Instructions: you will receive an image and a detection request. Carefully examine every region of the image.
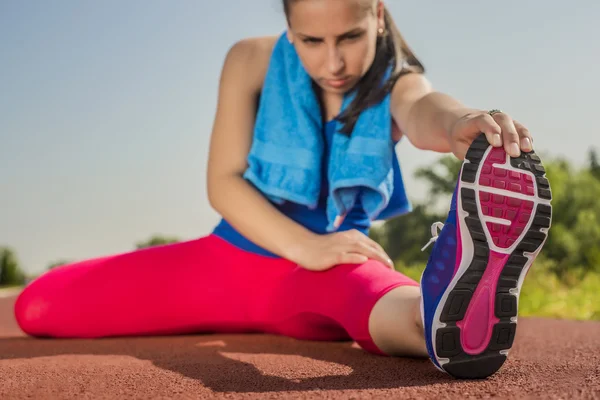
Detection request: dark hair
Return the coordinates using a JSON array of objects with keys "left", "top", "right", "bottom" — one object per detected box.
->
[{"left": 283, "top": 0, "right": 425, "bottom": 135}]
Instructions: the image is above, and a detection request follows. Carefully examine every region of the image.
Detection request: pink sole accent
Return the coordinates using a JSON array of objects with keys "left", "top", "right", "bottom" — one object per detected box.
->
[
  {"left": 479, "top": 194, "right": 534, "bottom": 248},
  {"left": 479, "top": 148, "right": 535, "bottom": 196},
  {"left": 478, "top": 147, "right": 536, "bottom": 249},
  {"left": 456, "top": 251, "right": 509, "bottom": 355}
]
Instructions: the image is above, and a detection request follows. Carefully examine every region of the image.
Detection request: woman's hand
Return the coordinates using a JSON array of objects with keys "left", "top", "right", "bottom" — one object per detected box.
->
[
  {"left": 290, "top": 229, "right": 395, "bottom": 272},
  {"left": 448, "top": 109, "right": 534, "bottom": 160}
]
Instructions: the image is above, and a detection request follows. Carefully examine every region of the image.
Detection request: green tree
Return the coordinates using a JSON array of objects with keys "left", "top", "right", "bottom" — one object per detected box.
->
[
  {"left": 372, "top": 204, "right": 445, "bottom": 265},
  {"left": 542, "top": 157, "right": 600, "bottom": 275},
  {"left": 47, "top": 260, "right": 73, "bottom": 270},
  {"left": 414, "top": 155, "right": 462, "bottom": 202},
  {"left": 0, "top": 247, "right": 26, "bottom": 286},
  {"left": 375, "top": 150, "right": 600, "bottom": 276},
  {"left": 135, "top": 235, "right": 181, "bottom": 249},
  {"left": 372, "top": 155, "right": 459, "bottom": 265},
  {"left": 371, "top": 155, "right": 459, "bottom": 265},
  {"left": 590, "top": 148, "right": 600, "bottom": 180}
]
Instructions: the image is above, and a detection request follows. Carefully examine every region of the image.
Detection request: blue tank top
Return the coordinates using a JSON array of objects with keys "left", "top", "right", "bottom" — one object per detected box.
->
[{"left": 211, "top": 119, "right": 409, "bottom": 258}]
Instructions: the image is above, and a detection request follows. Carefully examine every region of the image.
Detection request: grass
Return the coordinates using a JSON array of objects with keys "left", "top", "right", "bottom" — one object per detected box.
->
[
  {"left": 395, "top": 256, "right": 600, "bottom": 321},
  {"left": 0, "top": 284, "right": 24, "bottom": 290},
  {"left": 518, "top": 264, "right": 600, "bottom": 320}
]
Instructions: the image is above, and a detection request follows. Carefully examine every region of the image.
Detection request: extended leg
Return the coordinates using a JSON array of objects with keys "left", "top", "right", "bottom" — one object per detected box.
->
[{"left": 14, "top": 235, "right": 272, "bottom": 338}]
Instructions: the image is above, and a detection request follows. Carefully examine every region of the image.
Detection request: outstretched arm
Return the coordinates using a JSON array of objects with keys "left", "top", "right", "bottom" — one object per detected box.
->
[{"left": 390, "top": 73, "right": 534, "bottom": 160}]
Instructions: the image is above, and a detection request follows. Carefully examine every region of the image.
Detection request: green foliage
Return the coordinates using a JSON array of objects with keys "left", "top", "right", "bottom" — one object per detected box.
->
[
  {"left": 47, "top": 260, "right": 74, "bottom": 270},
  {"left": 517, "top": 256, "right": 600, "bottom": 320},
  {"left": 414, "top": 155, "right": 462, "bottom": 203},
  {"left": 373, "top": 204, "right": 444, "bottom": 265},
  {"left": 0, "top": 247, "right": 26, "bottom": 286},
  {"left": 394, "top": 258, "right": 600, "bottom": 321},
  {"left": 374, "top": 150, "right": 600, "bottom": 277},
  {"left": 135, "top": 235, "right": 181, "bottom": 249},
  {"left": 542, "top": 157, "right": 600, "bottom": 275},
  {"left": 372, "top": 154, "right": 460, "bottom": 265},
  {"left": 590, "top": 148, "right": 600, "bottom": 180},
  {"left": 373, "top": 146, "right": 600, "bottom": 321}
]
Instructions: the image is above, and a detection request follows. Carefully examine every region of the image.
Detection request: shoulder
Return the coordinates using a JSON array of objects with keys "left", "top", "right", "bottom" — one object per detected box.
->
[
  {"left": 389, "top": 71, "right": 432, "bottom": 140},
  {"left": 390, "top": 71, "right": 432, "bottom": 107},
  {"left": 225, "top": 36, "right": 278, "bottom": 65},
  {"left": 221, "top": 36, "right": 279, "bottom": 93}
]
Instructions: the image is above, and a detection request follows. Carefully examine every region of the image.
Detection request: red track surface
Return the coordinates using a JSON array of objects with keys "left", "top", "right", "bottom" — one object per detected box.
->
[{"left": 1, "top": 290, "right": 599, "bottom": 399}]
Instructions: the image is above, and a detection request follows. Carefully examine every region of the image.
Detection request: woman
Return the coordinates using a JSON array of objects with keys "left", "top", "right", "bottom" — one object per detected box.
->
[{"left": 14, "top": 0, "right": 551, "bottom": 380}]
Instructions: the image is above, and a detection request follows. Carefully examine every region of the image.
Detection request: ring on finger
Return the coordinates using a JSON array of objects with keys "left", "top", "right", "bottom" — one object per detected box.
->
[{"left": 488, "top": 109, "right": 503, "bottom": 116}]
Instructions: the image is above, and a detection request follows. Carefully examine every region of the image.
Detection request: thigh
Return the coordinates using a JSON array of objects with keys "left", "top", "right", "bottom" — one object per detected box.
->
[
  {"left": 15, "top": 235, "right": 264, "bottom": 337},
  {"left": 261, "top": 260, "right": 419, "bottom": 350}
]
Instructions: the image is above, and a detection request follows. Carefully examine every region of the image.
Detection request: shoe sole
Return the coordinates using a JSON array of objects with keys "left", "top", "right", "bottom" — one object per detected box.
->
[{"left": 430, "top": 134, "right": 552, "bottom": 379}]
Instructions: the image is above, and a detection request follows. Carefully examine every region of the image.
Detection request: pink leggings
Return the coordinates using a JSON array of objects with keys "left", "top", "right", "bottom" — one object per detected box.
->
[{"left": 14, "top": 234, "right": 418, "bottom": 355}]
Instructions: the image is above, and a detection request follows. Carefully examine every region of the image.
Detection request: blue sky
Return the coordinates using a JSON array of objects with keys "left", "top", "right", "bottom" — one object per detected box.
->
[{"left": 1, "top": 1, "right": 598, "bottom": 275}]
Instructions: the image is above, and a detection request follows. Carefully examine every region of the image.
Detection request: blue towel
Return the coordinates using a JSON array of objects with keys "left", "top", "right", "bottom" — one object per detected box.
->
[{"left": 243, "top": 32, "right": 410, "bottom": 232}]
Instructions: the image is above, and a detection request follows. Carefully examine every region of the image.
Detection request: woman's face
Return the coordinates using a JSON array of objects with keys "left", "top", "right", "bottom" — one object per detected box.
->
[{"left": 287, "top": 0, "right": 384, "bottom": 95}]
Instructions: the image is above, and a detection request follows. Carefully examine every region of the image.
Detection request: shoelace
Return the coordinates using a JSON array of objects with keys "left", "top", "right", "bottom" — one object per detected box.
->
[{"left": 421, "top": 222, "right": 445, "bottom": 251}]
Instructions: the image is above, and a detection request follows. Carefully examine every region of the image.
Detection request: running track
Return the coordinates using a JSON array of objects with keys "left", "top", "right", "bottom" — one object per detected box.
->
[{"left": 1, "top": 289, "right": 598, "bottom": 399}]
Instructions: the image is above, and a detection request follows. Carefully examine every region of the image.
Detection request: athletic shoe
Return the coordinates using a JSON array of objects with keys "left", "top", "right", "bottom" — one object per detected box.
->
[{"left": 419, "top": 134, "right": 552, "bottom": 379}]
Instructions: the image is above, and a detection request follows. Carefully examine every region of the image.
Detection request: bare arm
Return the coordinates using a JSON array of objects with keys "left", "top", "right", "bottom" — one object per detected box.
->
[
  {"left": 206, "top": 38, "right": 315, "bottom": 261},
  {"left": 390, "top": 73, "right": 476, "bottom": 153},
  {"left": 390, "top": 73, "right": 531, "bottom": 159}
]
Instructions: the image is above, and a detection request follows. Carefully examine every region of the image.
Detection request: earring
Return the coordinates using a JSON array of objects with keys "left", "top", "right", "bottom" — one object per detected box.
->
[{"left": 378, "top": 27, "right": 385, "bottom": 35}]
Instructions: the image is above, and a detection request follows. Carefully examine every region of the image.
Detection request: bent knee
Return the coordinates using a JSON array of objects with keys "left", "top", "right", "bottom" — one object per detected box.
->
[
  {"left": 13, "top": 257, "right": 105, "bottom": 337},
  {"left": 13, "top": 271, "right": 77, "bottom": 338},
  {"left": 14, "top": 282, "right": 56, "bottom": 337},
  {"left": 14, "top": 289, "right": 45, "bottom": 336}
]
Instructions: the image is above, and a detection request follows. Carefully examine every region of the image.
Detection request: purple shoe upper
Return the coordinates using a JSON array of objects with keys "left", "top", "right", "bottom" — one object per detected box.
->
[{"left": 421, "top": 185, "right": 461, "bottom": 368}]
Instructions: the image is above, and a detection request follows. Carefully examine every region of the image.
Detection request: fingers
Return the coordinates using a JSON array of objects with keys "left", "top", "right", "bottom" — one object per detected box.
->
[
  {"left": 367, "top": 239, "right": 395, "bottom": 268},
  {"left": 490, "top": 112, "right": 521, "bottom": 157},
  {"left": 349, "top": 236, "right": 394, "bottom": 268},
  {"left": 335, "top": 252, "right": 369, "bottom": 265},
  {"left": 355, "top": 231, "right": 394, "bottom": 268},
  {"left": 514, "top": 120, "right": 533, "bottom": 152},
  {"left": 475, "top": 114, "right": 502, "bottom": 148},
  {"left": 335, "top": 230, "right": 394, "bottom": 268},
  {"left": 470, "top": 112, "right": 535, "bottom": 157},
  {"left": 451, "top": 110, "right": 536, "bottom": 161}
]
